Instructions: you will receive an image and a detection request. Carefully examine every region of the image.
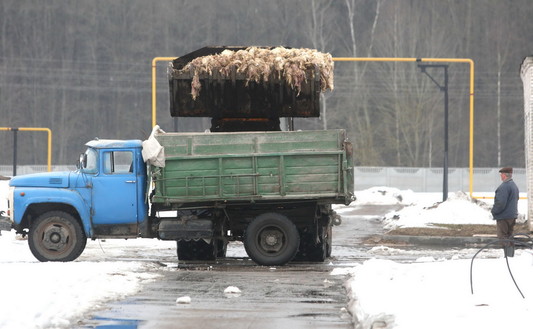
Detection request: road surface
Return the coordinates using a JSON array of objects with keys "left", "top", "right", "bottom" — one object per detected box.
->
[{"left": 77, "top": 204, "right": 410, "bottom": 329}]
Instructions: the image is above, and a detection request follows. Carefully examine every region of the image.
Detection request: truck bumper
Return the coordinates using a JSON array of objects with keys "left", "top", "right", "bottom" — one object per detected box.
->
[{"left": 0, "top": 213, "right": 13, "bottom": 234}]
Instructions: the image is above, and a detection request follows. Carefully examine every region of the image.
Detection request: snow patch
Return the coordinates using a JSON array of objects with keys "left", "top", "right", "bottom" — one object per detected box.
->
[
  {"left": 176, "top": 296, "right": 192, "bottom": 304},
  {"left": 381, "top": 190, "right": 524, "bottom": 230},
  {"left": 224, "top": 286, "right": 242, "bottom": 298},
  {"left": 346, "top": 255, "right": 533, "bottom": 329}
]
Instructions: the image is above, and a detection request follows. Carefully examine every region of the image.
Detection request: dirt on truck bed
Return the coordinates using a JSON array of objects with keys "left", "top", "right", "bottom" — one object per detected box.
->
[
  {"left": 168, "top": 46, "right": 335, "bottom": 122},
  {"left": 170, "top": 46, "right": 334, "bottom": 99}
]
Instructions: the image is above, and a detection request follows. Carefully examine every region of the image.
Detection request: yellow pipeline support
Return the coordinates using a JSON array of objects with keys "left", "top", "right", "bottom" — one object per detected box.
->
[
  {"left": 0, "top": 127, "right": 52, "bottom": 172},
  {"left": 333, "top": 57, "right": 475, "bottom": 197},
  {"left": 151, "top": 57, "right": 177, "bottom": 128},
  {"left": 151, "top": 56, "right": 476, "bottom": 196}
]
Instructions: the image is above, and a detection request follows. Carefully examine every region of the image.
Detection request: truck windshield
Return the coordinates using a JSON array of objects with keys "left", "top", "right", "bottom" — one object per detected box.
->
[{"left": 83, "top": 148, "right": 98, "bottom": 174}]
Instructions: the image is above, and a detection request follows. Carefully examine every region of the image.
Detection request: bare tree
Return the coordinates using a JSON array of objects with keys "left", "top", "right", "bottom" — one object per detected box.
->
[{"left": 0, "top": 0, "right": 530, "bottom": 169}]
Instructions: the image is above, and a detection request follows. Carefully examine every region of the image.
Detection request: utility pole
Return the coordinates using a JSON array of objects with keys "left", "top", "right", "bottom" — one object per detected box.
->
[
  {"left": 12, "top": 128, "right": 18, "bottom": 176},
  {"left": 418, "top": 64, "right": 449, "bottom": 201}
]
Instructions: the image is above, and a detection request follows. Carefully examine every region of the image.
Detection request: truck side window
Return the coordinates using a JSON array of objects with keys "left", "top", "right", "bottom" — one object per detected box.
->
[{"left": 103, "top": 151, "right": 134, "bottom": 174}]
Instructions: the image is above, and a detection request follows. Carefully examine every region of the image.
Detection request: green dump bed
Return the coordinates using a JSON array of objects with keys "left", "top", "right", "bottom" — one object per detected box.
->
[{"left": 151, "top": 130, "right": 354, "bottom": 205}]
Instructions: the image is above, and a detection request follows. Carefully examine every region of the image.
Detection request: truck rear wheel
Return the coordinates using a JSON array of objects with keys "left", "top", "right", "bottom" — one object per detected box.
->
[
  {"left": 295, "top": 230, "right": 327, "bottom": 262},
  {"left": 216, "top": 239, "right": 228, "bottom": 258},
  {"left": 177, "top": 239, "right": 216, "bottom": 261},
  {"left": 326, "top": 225, "right": 332, "bottom": 257},
  {"left": 244, "top": 213, "right": 299, "bottom": 266},
  {"left": 28, "top": 211, "right": 87, "bottom": 262}
]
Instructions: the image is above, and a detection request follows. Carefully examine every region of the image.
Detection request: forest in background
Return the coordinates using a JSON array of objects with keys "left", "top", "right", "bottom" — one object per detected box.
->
[{"left": 0, "top": 0, "right": 531, "bottom": 168}]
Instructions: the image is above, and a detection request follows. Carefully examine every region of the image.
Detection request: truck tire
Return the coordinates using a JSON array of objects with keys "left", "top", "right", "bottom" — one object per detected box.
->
[
  {"left": 216, "top": 239, "right": 228, "bottom": 258},
  {"left": 326, "top": 225, "right": 333, "bottom": 257},
  {"left": 295, "top": 231, "right": 327, "bottom": 262},
  {"left": 177, "top": 239, "right": 216, "bottom": 261},
  {"left": 244, "top": 213, "right": 300, "bottom": 266},
  {"left": 28, "top": 211, "right": 87, "bottom": 262}
]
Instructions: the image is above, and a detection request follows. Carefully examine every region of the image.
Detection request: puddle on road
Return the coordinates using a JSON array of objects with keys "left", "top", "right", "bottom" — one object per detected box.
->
[
  {"left": 290, "top": 312, "right": 336, "bottom": 318},
  {"left": 299, "top": 299, "right": 336, "bottom": 304},
  {"left": 80, "top": 316, "right": 141, "bottom": 329}
]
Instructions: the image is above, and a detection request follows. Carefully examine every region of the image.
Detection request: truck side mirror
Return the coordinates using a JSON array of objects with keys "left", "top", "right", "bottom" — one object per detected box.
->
[{"left": 77, "top": 153, "right": 87, "bottom": 169}]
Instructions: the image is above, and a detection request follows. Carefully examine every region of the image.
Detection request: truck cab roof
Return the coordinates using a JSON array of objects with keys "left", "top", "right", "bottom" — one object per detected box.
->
[{"left": 85, "top": 139, "right": 142, "bottom": 149}]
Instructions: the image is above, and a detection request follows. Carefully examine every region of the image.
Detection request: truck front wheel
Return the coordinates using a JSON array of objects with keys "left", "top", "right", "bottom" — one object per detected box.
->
[
  {"left": 244, "top": 213, "right": 300, "bottom": 266},
  {"left": 28, "top": 211, "right": 87, "bottom": 262}
]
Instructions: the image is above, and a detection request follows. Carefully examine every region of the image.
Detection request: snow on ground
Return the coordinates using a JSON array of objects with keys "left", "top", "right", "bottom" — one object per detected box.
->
[
  {"left": 331, "top": 187, "right": 533, "bottom": 329},
  {"left": 347, "top": 186, "right": 528, "bottom": 229},
  {"left": 0, "top": 228, "right": 165, "bottom": 329},
  {"left": 346, "top": 186, "right": 419, "bottom": 206},
  {"left": 0, "top": 180, "right": 167, "bottom": 329},
  {"left": 1, "top": 178, "right": 532, "bottom": 329},
  {"left": 340, "top": 254, "right": 533, "bottom": 329},
  {"left": 382, "top": 191, "right": 497, "bottom": 229}
]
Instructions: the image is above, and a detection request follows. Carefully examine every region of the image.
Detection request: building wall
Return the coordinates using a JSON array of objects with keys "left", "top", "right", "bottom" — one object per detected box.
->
[
  {"left": 354, "top": 167, "right": 526, "bottom": 193},
  {"left": 521, "top": 57, "right": 533, "bottom": 230}
]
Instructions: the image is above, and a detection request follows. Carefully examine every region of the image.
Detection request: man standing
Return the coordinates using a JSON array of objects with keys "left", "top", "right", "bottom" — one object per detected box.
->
[{"left": 491, "top": 167, "right": 520, "bottom": 257}]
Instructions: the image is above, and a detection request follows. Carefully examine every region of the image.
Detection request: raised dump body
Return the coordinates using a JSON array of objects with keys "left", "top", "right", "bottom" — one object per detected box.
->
[{"left": 151, "top": 129, "right": 353, "bottom": 205}]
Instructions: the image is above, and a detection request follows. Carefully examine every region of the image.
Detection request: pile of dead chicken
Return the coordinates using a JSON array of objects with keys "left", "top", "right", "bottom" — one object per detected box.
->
[{"left": 169, "top": 46, "right": 334, "bottom": 100}]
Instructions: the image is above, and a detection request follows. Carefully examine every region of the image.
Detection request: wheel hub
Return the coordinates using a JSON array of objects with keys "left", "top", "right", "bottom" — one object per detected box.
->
[
  {"left": 265, "top": 235, "right": 278, "bottom": 246},
  {"left": 259, "top": 229, "right": 284, "bottom": 252},
  {"left": 42, "top": 226, "right": 68, "bottom": 250}
]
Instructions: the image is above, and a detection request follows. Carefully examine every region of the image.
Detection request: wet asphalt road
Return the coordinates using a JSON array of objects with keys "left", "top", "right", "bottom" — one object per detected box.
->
[
  {"left": 76, "top": 205, "right": 399, "bottom": 329},
  {"left": 80, "top": 261, "right": 353, "bottom": 329}
]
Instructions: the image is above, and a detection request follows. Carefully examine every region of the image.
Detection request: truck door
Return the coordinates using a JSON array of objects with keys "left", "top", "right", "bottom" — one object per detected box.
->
[{"left": 91, "top": 149, "right": 138, "bottom": 236}]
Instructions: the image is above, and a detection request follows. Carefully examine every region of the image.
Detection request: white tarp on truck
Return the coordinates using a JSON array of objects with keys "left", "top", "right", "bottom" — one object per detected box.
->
[{"left": 142, "top": 125, "right": 165, "bottom": 167}]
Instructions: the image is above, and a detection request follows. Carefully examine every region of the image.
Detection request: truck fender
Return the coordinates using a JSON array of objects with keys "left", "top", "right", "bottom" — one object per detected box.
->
[{"left": 12, "top": 187, "right": 93, "bottom": 237}]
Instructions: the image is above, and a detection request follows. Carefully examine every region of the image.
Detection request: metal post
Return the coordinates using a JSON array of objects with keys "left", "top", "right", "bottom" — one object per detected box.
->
[
  {"left": 443, "top": 66, "right": 449, "bottom": 202},
  {"left": 12, "top": 128, "right": 18, "bottom": 176},
  {"left": 418, "top": 64, "right": 449, "bottom": 201}
]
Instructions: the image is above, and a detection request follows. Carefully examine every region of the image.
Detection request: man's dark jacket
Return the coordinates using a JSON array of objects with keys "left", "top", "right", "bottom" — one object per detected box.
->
[{"left": 491, "top": 178, "right": 519, "bottom": 220}]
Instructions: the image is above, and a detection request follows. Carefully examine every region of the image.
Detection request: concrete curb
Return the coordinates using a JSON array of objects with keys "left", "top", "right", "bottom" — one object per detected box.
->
[{"left": 379, "top": 235, "right": 499, "bottom": 247}]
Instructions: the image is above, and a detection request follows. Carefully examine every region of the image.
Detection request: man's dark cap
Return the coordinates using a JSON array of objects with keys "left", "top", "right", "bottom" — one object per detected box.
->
[{"left": 499, "top": 167, "right": 513, "bottom": 174}]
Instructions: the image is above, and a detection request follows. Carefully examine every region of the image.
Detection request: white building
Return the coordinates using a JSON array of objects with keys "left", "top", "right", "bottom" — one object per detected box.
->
[{"left": 520, "top": 56, "right": 533, "bottom": 231}]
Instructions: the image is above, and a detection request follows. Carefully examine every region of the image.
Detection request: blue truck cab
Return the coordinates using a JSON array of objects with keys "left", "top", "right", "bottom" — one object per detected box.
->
[{"left": 2, "top": 139, "right": 147, "bottom": 261}]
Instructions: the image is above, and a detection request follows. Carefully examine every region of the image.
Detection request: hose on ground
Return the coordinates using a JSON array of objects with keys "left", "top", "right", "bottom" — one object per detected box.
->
[{"left": 470, "top": 233, "right": 533, "bottom": 299}]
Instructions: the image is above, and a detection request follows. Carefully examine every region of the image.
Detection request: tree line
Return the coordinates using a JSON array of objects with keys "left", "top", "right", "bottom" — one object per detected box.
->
[{"left": 0, "top": 0, "right": 531, "bottom": 169}]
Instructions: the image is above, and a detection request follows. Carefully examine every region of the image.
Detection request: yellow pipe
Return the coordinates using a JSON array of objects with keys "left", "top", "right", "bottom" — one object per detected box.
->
[
  {"left": 0, "top": 127, "right": 52, "bottom": 172},
  {"left": 151, "top": 57, "right": 177, "bottom": 128},
  {"left": 476, "top": 196, "right": 528, "bottom": 200},
  {"left": 151, "top": 56, "right": 476, "bottom": 196},
  {"left": 332, "top": 57, "right": 475, "bottom": 198}
]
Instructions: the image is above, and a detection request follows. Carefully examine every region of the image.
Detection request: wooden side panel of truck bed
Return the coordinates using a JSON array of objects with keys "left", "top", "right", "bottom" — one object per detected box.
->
[{"left": 151, "top": 130, "right": 353, "bottom": 204}]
